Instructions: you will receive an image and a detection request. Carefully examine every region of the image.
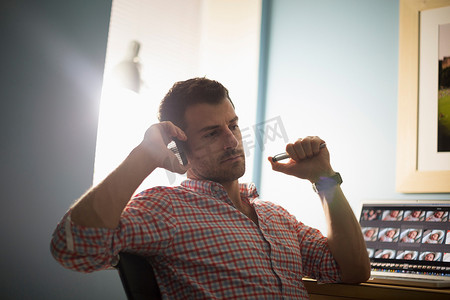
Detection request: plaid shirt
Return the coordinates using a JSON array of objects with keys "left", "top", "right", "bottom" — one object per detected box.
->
[{"left": 51, "top": 180, "right": 341, "bottom": 299}]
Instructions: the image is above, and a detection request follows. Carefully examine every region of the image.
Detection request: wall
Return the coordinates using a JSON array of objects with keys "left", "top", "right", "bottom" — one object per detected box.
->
[
  {"left": 259, "top": 0, "right": 450, "bottom": 235},
  {"left": 0, "top": 1, "right": 124, "bottom": 299}
]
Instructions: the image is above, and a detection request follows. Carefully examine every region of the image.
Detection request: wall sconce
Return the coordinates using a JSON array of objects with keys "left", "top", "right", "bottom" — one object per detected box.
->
[{"left": 112, "top": 40, "right": 142, "bottom": 93}]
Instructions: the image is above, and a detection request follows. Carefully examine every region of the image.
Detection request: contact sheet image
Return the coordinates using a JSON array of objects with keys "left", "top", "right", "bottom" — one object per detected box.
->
[
  {"left": 361, "top": 209, "right": 382, "bottom": 221},
  {"left": 362, "top": 227, "right": 378, "bottom": 242},
  {"left": 403, "top": 210, "right": 425, "bottom": 221},
  {"left": 399, "top": 228, "right": 422, "bottom": 243},
  {"left": 425, "top": 210, "right": 449, "bottom": 222},
  {"left": 359, "top": 199, "right": 450, "bottom": 288},
  {"left": 396, "top": 250, "right": 419, "bottom": 260},
  {"left": 382, "top": 210, "right": 404, "bottom": 221},
  {"left": 422, "top": 229, "right": 445, "bottom": 244},
  {"left": 374, "top": 249, "right": 396, "bottom": 259},
  {"left": 378, "top": 228, "right": 400, "bottom": 242},
  {"left": 360, "top": 205, "right": 450, "bottom": 265},
  {"left": 419, "top": 251, "right": 442, "bottom": 262}
]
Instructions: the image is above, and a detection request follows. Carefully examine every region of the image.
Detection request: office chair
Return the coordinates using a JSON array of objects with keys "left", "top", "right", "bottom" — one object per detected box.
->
[{"left": 115, "top": 252, "right": 162, "bottom": 300}]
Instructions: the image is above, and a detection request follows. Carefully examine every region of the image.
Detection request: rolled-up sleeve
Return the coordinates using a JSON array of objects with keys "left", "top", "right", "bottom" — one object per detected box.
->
[
  {"left": 50, "top": 211, "right": 117, "bottom": 272},
  {"left": 50, "top": 188, "right": 177, "bottom": 273},
  {"left": 296, "top": 224, "right": 342, "bottom": 283}
]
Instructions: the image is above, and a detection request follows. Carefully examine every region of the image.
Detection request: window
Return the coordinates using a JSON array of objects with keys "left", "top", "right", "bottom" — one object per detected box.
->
[{"left": 94, "top": 0, "right": 261, "bottom": 191}]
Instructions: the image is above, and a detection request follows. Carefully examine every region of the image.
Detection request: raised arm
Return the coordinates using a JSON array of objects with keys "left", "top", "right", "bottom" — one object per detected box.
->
[
  {"left": 71, "top": 121, "right": 189, "bottom": 229},
  {"left": 268, "top": 136, "right": 370, "bottom": 283}
]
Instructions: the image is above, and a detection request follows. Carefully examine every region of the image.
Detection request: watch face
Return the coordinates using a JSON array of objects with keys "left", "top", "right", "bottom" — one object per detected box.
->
[
  {"left": 313, "top": 173, "right": 342, "bottom": 193},
  {"left": 312, "top": 183, "right": 319, "bottom": 194},
  {"left": 333, "top": 172, "right": 343, "bottom": 184}
]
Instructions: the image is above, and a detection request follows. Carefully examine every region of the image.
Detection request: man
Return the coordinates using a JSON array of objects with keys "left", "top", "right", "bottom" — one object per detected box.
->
[{"left": 51, "top": 78, "right": 370, "bottom": 299}]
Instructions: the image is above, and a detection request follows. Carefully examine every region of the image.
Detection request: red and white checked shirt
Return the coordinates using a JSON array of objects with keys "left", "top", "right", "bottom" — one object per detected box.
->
[{"left": 51, "top": 180, "right": 341, "bottom": 299}]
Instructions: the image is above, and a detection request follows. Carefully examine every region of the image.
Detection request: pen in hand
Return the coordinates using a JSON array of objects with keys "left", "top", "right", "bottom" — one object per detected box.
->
[{"left": 271, "top": 143, "right": 327, "bottom": 162}]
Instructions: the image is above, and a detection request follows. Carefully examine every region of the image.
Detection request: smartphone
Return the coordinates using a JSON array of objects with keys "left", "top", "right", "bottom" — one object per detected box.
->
[{"left": 168, "top": 138, "right": 188, "bottom": 166}]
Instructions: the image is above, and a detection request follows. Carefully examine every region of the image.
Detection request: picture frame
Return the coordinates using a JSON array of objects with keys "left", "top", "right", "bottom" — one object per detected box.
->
[{"left": 396, "top": 0, "right": 450, "bottom": 193}]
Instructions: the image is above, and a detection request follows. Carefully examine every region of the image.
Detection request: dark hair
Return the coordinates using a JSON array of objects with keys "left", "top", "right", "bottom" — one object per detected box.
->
[{"left": 158, "top": 77, "right": 234, "bottom": 129}]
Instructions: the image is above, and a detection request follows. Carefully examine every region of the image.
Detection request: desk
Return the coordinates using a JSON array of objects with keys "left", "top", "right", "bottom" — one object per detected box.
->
[{"left": 303, "top": 278, "right": 450, "bottom": 300}]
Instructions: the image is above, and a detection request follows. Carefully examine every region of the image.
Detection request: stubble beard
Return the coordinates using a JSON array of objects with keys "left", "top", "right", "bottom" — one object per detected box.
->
[{"left": 188, "top": 148, "right": 246, "bottom": 183}]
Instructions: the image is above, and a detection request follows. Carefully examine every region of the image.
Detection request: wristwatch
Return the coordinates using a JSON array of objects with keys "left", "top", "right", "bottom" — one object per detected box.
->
[{"left": 312, "top": 172, "right": 343, "bottom": 193}]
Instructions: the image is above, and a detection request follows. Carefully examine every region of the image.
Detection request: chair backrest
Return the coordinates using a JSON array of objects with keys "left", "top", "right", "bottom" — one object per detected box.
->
[{"left": 115, "top": 252, "right": 162, "bottom": 300}]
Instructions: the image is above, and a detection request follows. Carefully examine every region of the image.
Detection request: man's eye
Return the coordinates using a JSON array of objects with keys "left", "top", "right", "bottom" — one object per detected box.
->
[
  {"left": 230, "top": 124, "right": 239, "bottom": 131},
  {"left": 204, "top": 131, "right": 217, "bottom": 138}
]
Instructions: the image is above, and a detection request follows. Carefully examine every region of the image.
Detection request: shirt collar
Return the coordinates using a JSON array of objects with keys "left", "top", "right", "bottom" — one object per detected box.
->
[{"left": 181, "top": 179, "right": 259, "bottom": 203}]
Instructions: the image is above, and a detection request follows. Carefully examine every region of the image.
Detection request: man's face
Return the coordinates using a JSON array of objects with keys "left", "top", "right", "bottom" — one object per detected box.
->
[{"left": 184, "top": 100, "right": 245, "bottom": 184}]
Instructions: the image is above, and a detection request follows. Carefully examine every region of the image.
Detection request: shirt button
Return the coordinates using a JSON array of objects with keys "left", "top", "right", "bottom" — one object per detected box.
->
[{"left": 212, "top": 186, "right": 220, "bottom": 192}]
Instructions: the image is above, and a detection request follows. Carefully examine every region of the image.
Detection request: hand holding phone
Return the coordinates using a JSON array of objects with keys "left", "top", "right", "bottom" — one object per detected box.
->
[{"left": 167, "top": 138, "right": 188, "bottom": 166}]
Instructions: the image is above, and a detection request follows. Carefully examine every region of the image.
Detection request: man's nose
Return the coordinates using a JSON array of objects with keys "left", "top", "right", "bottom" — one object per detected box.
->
[{"left": 223, "top": 128, "right": 238, "bottom": 150}]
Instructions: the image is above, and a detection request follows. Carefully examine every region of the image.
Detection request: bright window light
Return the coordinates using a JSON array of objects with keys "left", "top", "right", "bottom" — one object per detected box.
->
[
  {"left": 93, "top": 81, "right": 156, "bottom": 185},
  {"left": 94, "top": 0, "right": 261, "bottom": 192}
]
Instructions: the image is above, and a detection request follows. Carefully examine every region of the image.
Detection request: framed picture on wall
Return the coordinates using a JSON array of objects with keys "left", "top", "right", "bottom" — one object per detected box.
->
[{"left": 396, "top": 0, "right": 450, "bottom": 193}]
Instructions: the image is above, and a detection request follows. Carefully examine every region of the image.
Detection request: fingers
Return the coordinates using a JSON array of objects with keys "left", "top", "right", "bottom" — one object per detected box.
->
[
  {"left": 141, "top": 122, "right": 190, "bottom": 173},
  {"left": 268, "top": 156, "right": 291, "bottom": 173},
  {"left": 268, "top": 136, "right": 330, "bottom": 180},
  {"left": 158, "top": 122, "right": 189, "bottom": 172},
  {"left": 159, "top": 121, "right": 187, "bottom": 142},
  {"left": 285, "top": 136, "right": 324, "bottom": 162},
  {"left": 143, "top": 122, "right": 187, "bottom": 148}
]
